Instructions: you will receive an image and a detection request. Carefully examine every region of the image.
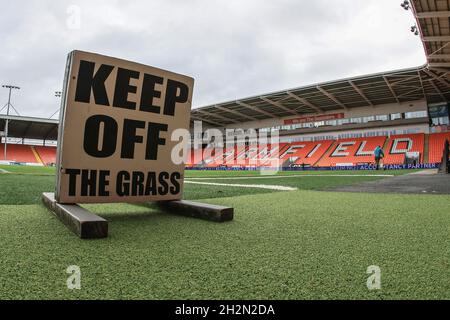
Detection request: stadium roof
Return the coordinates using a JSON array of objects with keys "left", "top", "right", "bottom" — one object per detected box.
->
[
  {"left": 413, "top": 0, "right": 450, "bottom": 68},
  {"left": 0, "top": 115, "right": 58, "bottom": 141},
  {"left": 191, "top": 66, "right": 450, "bottom": 127},
  {"left": 190, "top": 0, "right": 450, "bottom": 127}
]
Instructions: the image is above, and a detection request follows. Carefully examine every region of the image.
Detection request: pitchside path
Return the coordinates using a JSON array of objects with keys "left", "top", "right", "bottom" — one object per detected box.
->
[{"left": 325, "top": 170, "right": 450, "bottom": 194}]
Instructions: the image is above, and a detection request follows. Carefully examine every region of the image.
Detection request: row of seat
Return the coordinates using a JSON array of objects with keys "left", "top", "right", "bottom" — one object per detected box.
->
[
  {"left": 187, "top": 132, "right": 450, "bottom": 167},
  {"left": 1, "top": 132, "right": 449, "bottom": 167},
  {"left": 0, "top": 144, "right": 56, "bottom": 164},
  {"left": 428, "top": 132, "right": 450, "bottom": 164}
]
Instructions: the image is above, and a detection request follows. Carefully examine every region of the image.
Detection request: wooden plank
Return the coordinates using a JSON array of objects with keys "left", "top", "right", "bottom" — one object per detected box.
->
[
  {"left": 41, "top": 192, "right": 108, "bottom": 239},
  {"left": 156, "top": 200, "right": 234, "bottom": 222}
]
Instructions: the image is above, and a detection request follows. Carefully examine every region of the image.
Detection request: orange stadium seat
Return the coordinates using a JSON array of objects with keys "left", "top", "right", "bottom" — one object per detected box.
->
[
  {"left": 428, "top": 132, "right": 450, "bottom": 164},
  {"left": 185, "top": 133, "right": 445, "bottom": 168},
  {"left": 197, "top": 143, "right": 289, "bottom": 168},
  {"left": 0, "top": 143, "right": 38, "bottom": 163},
  {"left": 280, "top": 140, "right": 334, "bottom": 166},
  {"left": 34, "top": 146, "right": 57, "bottom": 164},
  {"left": 185, "top": 148, "right": 204, "bottom": 166},
  {"left": 316, "top": 136, "right": 387, "bottom": 167},
  {"left": 382, "top": 133, "right": 424, "bottom": 165}
]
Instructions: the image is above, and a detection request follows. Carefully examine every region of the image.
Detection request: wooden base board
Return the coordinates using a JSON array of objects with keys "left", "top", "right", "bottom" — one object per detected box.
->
[
  {"left": 156, "top": 200, "right": 234, "bottom": 222},
  {"left": 42, "top": 194, "right": 234, "bottom": 239},
  {"left": 41, "top": 193, "right": 108, "bottom": 239}
]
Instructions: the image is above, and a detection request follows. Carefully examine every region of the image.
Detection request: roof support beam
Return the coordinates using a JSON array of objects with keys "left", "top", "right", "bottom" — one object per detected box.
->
[
  {"left": 349, "top": 81, "right": 373, "bottom": 107},
  {"left": 259, "top": 96, "right": 298, "bottom": 116},
  {"left": 316, "top": 86, "right": 348, "bottom": 110},
  {"left": 396, "top": 87, "right": 423, "bottom": 99},
  {"left": 382, "top": 76, "right": 400, "bottom": 103},
  {"left": 190, "top": 115, "right": 224, "bottom": 127},
  {"left": 423, "top": 69, "right": 450, "bottom": 89},
  {"left": 428, "top": 54, "right": 450, "bottom": 60},
  {"left": 416, "top": 11, "right": 450, "bottom": 19},
  {"left": 214, "top": 105, "right": 259, "bottom": 122},
  {"left": 196, "top": 109, "right": 239, "bottom": 124},
  {"left": 22, "top": 121, "right": 34, "bottom": 137},
  {"left": 423, "top": 36, "right": 450, "bottom": 42},
  {"left": 43, "top": 126, "right": 57, "bottom": 140},
  {"left": 286, "top": 91, "right": 323, "bottom": 113},
  {"left": 428, "top": 62, "right": 450, "bottom": 68},
  {"left": 235, "top": 101, "right": 278, "bottom": 119},
  {"left": 427, "top": 78, "right": 447, "bottom": 101}
]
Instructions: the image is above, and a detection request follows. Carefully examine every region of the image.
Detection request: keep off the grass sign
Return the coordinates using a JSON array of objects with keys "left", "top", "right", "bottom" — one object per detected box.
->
[{"left": 56, "top": 51, "right": 194, "bottom": 204}]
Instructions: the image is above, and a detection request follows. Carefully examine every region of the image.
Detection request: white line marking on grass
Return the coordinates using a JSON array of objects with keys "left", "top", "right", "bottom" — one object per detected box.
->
[
  {"left": 408, "top": 169, "right": 438, "bottom": 175},
  {"left": 0, "top": 168, "right": 9, "bottom": 173},
  {"left": 184, "top": 180, "right": 297, "bottom": 191},
  {"left": 187, "top": 174, "right": 394, "bottom": 180}
]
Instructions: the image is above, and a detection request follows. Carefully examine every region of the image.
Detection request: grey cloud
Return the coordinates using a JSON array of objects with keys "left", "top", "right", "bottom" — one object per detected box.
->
[{"left": 0, "top": 0, "right": 425, "bottom": 118}]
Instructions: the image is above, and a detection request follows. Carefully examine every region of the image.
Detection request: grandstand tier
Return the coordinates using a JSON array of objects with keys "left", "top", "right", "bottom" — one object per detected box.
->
[
  {"left": 429, "top": 132, "right": 450, "bottom": 164},
  {"left": 34, "top": 146, "right": 57, "bottom": 165},
  {"left": 383, "top": 133, "right": 425, "bottom": 165},
  {"left": 0, "top": 144, "right": 56, "bottom": 165},
  {"left": 316, "top": 136, "right": 387, "bottom": 167},
  {"left": 1, "top": 133, "right": 448, "bottom": 168},
  {"left": 185, "top": 133, "right": 449, "bottom": 168},
  {"left": 280, "top": 140, "right": 334, "bottom": 166}
]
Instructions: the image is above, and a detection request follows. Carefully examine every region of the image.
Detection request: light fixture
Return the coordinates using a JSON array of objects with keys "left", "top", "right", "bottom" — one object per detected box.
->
[{"left": 401, "top": 0, "right": 410, "bottom": 10}]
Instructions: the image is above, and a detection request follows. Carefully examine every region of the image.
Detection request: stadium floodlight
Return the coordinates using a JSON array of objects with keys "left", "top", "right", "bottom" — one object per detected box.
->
[
  {"left": 1, "top": 84, "right": 21, "bottom": 160},
  {"left": 49, "top": 91, "right": 63, "bottom": 119},
  {"left": 411, "top": 25, "right": 419, "bottom": 36},
  {"left": 400, "top": 0, "right": 410, "bottom": 10}
]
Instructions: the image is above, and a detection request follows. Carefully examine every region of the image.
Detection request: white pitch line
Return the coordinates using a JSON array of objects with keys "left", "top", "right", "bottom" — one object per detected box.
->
[
  {"left": 186, "top": 174, "right": 394, "bottom": 180},
  {"left": 184, "top": 180, "right": 297, "bottom": 191},
  {"left": 0, "top": 168, "right": 9, "bottom": 173}
]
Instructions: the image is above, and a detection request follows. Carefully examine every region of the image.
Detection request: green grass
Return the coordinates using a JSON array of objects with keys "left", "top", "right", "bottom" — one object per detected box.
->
[
  {"left": 0, "top": 165, "right": 448, "bottom": 299},
  {"left": 186, "top": 176, "right": 385, "bottom": 190},
  {"left": 184, "top": 169, "right": 417, "bottom": 178},
  {"left": 0, "top": 190, "right": 449, "bottom": 299},
  {"left": 0, "top": 174, "right": 55, "bottom": 205},
  {"left": 0, "top": 164, "right": 418, "bottom": 177},
  {"left": 0, "top": 164, "right": 55, "bottom": 175},
  {"left": 0, "top": 167, "right": 392, "bottom": 205}
]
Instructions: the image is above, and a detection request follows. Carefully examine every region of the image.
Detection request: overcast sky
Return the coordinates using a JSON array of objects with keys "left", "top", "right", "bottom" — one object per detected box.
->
[{"left": 0, "top": 0, "right": 425, "bottom": 118}]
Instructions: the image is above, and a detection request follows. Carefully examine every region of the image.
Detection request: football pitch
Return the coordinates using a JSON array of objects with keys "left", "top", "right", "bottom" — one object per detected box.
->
[{"left": 0, "top": 165, "right": 449, "bottom": 299}]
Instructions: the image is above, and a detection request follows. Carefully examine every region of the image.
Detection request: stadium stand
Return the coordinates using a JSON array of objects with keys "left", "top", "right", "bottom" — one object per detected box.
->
[
  {"left": 184, "top": 133, "right": 450, "bottom": 168},
  {"left": 383, "top": 133, "right": 425, "bottom": 165},
  {"left": 316, "top": 136, "right": 387, "bottom": 167},
  {"left": 280, "top": 140, "right": 334, "bottom": 166},
  {"left": 34, "top": 146, "right": 57, "bottom": 165},
  {"left": 195, "top": 143, "right": 289, "bottom": 168},
  {"left": 0, "top": 134, "right": 448, "bottom": 169},
  {"left": 0, "top": 144, "right": 57, "bottom": 165},
  {"left": 2, "top": 133, "right": 444, "bottom": 168},
  {"left": 0, "top": 143, "right": 39, "bottom": 164},
  {"left": 428, "top": 132, "right": 450, "bottom": 164}
]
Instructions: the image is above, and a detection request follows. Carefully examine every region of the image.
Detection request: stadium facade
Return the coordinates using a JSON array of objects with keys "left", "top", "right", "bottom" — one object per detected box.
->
[{"left": 1, "top": 0, "right": 450, "bottom": 168}]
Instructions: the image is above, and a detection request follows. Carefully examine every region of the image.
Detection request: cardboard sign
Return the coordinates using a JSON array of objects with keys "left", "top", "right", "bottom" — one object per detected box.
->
[{"left": 55, "top": 51, "right": 194, "bottom": 204}]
